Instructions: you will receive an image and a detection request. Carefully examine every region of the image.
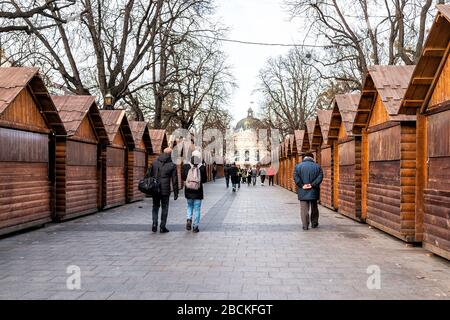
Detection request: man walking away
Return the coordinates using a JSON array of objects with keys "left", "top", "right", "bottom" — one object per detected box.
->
[
  {"left": 251, "top": 166, "right": 258, "bottom": 186},
  {"left": 259, "top": 167, "right": 266, "bottom": 186},
  {"left": 246, "top": 167, "right": 252, "bottom": 186},
  {"left": 212, "top": 162, "right": 217, "bottom": 182},
  {"left": 224, "top": 163, "right": 230, "bottom": 188},
  {"left": 182, "top": 150, "right": 207, "bottom": 233},
  {"left": 267, "top": 166, "right": 275, "bottom": 186},
  {"left": 148, "top": 147, "right": 178, "bottom": 233},
  {"left": 294, "top": 152, "right": 323, "bottom": 230},
  {"left": 229, "top": 163, "right": 239, "bottom": 192}
]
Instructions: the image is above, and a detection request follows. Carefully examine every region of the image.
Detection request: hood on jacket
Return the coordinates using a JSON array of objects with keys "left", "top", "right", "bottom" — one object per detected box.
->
[
  {"left": 190, "top": 156, "right": 202, "bottom": 165},
  {"left": 158, "top": 152, "right": 172, "bottom": 163}
]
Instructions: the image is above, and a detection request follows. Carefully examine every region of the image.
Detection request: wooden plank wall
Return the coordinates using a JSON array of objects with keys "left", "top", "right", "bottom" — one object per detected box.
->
[
  {"left": 0, "top": 127, "right": 52, "bottom": 234},
  {"left": 55, "top": 139, "right": 99, "bottom": 220},
  {"left": 128, "top": 150, "right": 147, "bottom": 203},
  {"left": 338, "top": 139, "right": 358, "bottom": 220},
  {"left": 333, "top": 141, "right": 339, "bottom": 210},
  {"left": 103, "top": 146, "right": 127, "bottom": 209},
  {"left": 423, "top": 110, "right": 450, "bottom": 259},
  {"left": 320, "top": 146, "right": 333, "bottom": 209}
]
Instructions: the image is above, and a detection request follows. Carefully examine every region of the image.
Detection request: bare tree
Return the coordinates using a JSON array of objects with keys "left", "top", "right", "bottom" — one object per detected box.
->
[
  {"left": 0, "top": 0, "right": 75, "bottom": 34},
  {"left": 284, "top": 0, "right": 438, "bottom": 87},
  {"left": 257, "top": 48, "right": 320, "bottom": 137},
  {"left": 2, "top": 0, "right": 166, "bottom": 105},
  {"left": 159, "top": 33, "right": 234, "bottom": 130}
]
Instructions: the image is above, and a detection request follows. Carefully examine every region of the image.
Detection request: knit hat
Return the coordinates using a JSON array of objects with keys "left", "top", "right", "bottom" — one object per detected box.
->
[{"left": 192, "top": 150, "right": 202, "bottom": 159}]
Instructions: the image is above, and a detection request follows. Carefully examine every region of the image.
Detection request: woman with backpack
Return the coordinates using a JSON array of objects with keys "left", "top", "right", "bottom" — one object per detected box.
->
[{"left": 182, "top": 150, "right": 208, "bottom": 233}]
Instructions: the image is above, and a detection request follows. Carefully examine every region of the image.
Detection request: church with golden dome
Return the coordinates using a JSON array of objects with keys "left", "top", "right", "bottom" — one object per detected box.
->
[{"left": 227, "top": 107, "right": 269, "bottom": 166}]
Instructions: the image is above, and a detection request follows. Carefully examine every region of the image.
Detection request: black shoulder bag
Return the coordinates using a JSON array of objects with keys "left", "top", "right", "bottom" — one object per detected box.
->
[{"left": 138, "top": 162, "right": 161, "bottom": 196}]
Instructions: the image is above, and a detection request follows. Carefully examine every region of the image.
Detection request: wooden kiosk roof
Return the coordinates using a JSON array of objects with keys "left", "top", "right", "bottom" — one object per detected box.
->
[
  {"left": 284, "top": 136, "right": 291, "bottom": 156},
  {"left": 317, "top": 109, "right": 333, "bottom": 146},
  {"left": 401, "top": 4, "right": 450, "bottom": 115},
  {"left": 353, "top": 65, "right": 415, "bottom": 134},
  {"left": 289, "top": 134, "right": 297, "bottom": 155},
  {"left": 327, "top": 93, "right": 360, "bottom": 142},
  {"left": 99, "top": 110, "right": 135, "bottom": 148},
  {"left": 52, "top": 95, "right": 108, "bottom": 143},
  {"left": 294, "top": 129, "right": 309, "bottom": 154},
  {"left": 306, "top": 119, "right": 321, "bottom": 150},
  {"left": 129, "top": 121, "right": 153, "bottom": 153},
  {"left": 0, "top": 67, "right": 66, "bottom": 135},
  {"left": 148, "top": 129, "right": 168, "bottom": 154}
]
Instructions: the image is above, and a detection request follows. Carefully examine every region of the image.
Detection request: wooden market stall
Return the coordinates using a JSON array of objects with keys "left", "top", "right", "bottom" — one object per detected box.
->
[
  {"left": 353, "top": 65, "right": 416, "bottom": 240},
  {"left": 306, "top": 119, "right": 321, "bottom": 164},
  {"left": 284, "top": 136, "right": 292, "bottom": 190},
  {"left": 288, "top": 134, "right": 298, "bottom": 192},
  {"left": 148, "top": 129, "right": 168, "bottom": 165},
  {"left": 327, "top": 93, "right": 361, "bottom": 219},
  {"left": 99, "top": 110, "right": 135, "bottom": 209},
  {"left": 0, "top": 67, "right": 66, "bottom": 235},
  {"left": 317, "top": 110, "right": 334, "bottom": 210},
  {"left": 399, "top": 4, "right": 450, "bottom": 258},
  {"left": 128, "top": 121, "right": 153, "bottom": 203},
  {"left": 290, "top": 129, "right": 309, "bottom": 190},
  {"left": 52, "top": 95, "right": 108, "bottom": 221}
]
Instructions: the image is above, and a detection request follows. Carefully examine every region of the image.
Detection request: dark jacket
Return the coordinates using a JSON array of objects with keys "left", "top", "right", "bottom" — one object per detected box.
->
[
  {"left": 148, "top": 153, "right": 178, "bottom": 197},
  {"left": 224, "top": 165, "right": 230, "bottom": 177},
  {"left": 229, "top": 166, "right": 239, "bottom": 184},
  {"left": 182, "top": 157, "right": 208, "bottom": 200},
  {"left": 294, "top": 157, "right": 323, "bottom": 201}
]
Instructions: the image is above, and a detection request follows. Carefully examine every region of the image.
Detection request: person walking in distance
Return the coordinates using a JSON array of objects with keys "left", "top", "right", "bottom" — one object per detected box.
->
[
  {"left": 246, "top": 167, "right": 252, "bottom": 186},
  {"left": 267, "top": 166, "right": 275, "bottom": 186},
  {"left": 212, "top": 162, "right": 218, "bottom": 182},
  {"left": 259, "top": 167, "right": 267, "bottom": 186},
  {"left": 224, "top": 163, "right": 230, "bottom": 188},
  {"left": 182, "top": 150, "right": 208, "bottom": 233},
  {"left": 229, "top": 162, "right": 239, "bottom": 192},
  {"left": 148, "top": 147, "right": 178, "bottom": 233},
  {"left": 251, "top": 166, "right": 258, "bottom": 186},
  {"left": 294, "top": 152, "right": 323, "bottom": 230}
]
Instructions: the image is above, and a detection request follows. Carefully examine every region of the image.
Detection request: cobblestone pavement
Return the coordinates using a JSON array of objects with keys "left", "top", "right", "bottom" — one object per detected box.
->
[{"left": 0, "top": 179, "right": 449, "bottom": 300}]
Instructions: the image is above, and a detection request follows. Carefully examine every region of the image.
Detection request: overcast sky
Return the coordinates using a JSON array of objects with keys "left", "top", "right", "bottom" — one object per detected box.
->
[{"left": 214, "top": 0, "right": 306, "bottom": 125}]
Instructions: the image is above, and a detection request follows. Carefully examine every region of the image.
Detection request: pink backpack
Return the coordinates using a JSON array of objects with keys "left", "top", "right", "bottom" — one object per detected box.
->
[{"left": 186, "top": 164, "right": 202, "bottom": 190}]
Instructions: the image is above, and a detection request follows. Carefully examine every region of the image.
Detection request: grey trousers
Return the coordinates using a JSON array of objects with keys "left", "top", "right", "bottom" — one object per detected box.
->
[
  {"left": 152, "top": 194, "right": 170, "bottom": 228},
  {"left": 300, "top": 200, "right": 319, "bottom": 227}
]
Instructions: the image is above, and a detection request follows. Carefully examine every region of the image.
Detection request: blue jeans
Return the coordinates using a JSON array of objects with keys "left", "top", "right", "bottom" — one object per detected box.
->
[{"left": 186, "top": 199, "right": 202, "bottom": 227}]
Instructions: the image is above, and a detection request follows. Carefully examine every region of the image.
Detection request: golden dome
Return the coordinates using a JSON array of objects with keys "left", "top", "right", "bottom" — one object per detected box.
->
[{"left": 235, "top": 108, "right": 264, "bottom": 131}]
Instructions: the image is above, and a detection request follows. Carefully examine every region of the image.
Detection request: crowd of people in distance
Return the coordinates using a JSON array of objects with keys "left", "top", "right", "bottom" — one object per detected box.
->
[
  {"left": 145, "top": 150, "right": 323, "bottom": 234},
  {"left": 223, "top": 163, "right": 276, "bottom": 192}
]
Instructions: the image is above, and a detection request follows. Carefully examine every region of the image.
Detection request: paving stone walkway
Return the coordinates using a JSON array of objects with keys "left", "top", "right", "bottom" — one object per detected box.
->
[{"left": 0, "top": 179, "right": 449, "bottom": 300}]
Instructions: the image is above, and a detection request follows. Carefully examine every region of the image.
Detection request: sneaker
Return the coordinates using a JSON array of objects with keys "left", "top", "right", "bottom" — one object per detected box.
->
[
  {"left": 152, "top": 224, "right": 157, "bottom": 233},
  {"left": 186, "top": 219, "right": 192, "bottom": 231},
  {"left": 312, "top": 223, "right": 319, "bottom": 229},
  {"left": 193, "top": 226, "right": 199, "bottom": 233},
  {"left": 302, "top": 226, "right": 309, "bottom": 231},
  {"left": 232, "top": 187, "right": 236, "bottom": 192},
  {"left": 160, "top": 227, "right": 170, "bottom": 233}
]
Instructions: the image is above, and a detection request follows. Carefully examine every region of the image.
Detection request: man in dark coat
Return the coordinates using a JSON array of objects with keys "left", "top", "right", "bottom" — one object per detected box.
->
[
  {"left": 229, "top": 162, "right": 239, "bottom": 192},
  {"left": 224, "top": 163, "right": 230, "bottom": 188},
  {"left": 148, "top": 147, "right": 178, "bottom": 233},
  {"left": 182, "top": 150, "right": 208, "bottom": 233},
  {"left": 294, "top": 152, "right": 323, "bottom": 230}
]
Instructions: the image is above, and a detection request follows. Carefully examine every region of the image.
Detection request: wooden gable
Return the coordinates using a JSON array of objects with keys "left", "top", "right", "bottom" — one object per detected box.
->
[
  {"left": 0, "top": 88, "right": 48, "bottom": 131},
  {"left": 368, "top": 94, "right": 390, "bottom": 127},
  {"left": 74, "top": 115, "right": 98, "bottom": 142},
  {"left": 428, "top": 52, "right": 450, "bottom": 109},
  {"left": 338, "top": 121, "right": 347, "bottom": 140},
  {"left": 113, "top": 129, "right": 126, "bottom": 147},
  {"left": 400, "top": 5, "right": 450, "bottom": 115}
]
